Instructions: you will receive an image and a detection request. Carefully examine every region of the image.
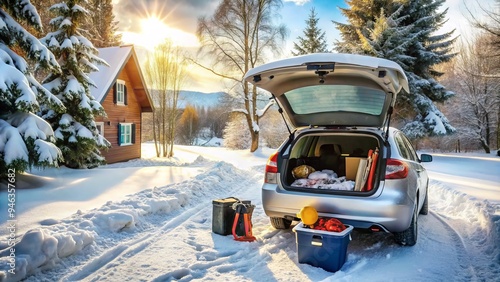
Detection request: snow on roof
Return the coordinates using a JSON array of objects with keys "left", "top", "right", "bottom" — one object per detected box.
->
[{"left": 88, "top": 46, "right": 133, "bottom": 102}]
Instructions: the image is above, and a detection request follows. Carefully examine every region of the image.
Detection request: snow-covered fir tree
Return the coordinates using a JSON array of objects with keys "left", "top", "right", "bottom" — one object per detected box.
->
[
  {"left": 82, "top": 0, "right": 122, "bottom": 47},
  {"left": 0, "top": 0, "right": 64, "bottom": 176},
  {"left": 292, "top": 7, "right": 329, "bottom": 55},
  {"left": 334, "top": 0, "right": 456, "bottom": 138},
  {"left": 350, "top": 5, "right": 415, "bottom": 66},
  {"left": 335, "top": 0, "right": 398, "bottom": 53},
  {"left": 397, "top": 0, "right": 456, "bottom": 138},
  {"left": 41, "top": 0, "right": 110, "bottom": 169}
]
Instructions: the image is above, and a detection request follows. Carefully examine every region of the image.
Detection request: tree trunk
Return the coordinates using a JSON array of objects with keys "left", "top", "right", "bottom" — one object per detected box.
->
[
  {"left": 250, "top": 130, "right": 259, "bottom": 152},
  {"left": 497, "top": 118, "right": 499, "bottom": 150},
  {"left": 485, "top": 114, "right": 491, "bottom": 147},
  {"left": 152, "top": 110, "right": 160, "bottom": 157},
  {"left": 479, "top": 137, "right": 491, "bottom": 153},
  {"left": 169, "top": 141, "right": 174, "bottom": 157},
  {"left": 162, "top": 109, "right": 167, "bottom": 158},
  {"left": 497, "top": 105, "right": 499, "bottom": 149},
  {"left": 168, "top": 120, "right": 174, "bottom": 157}
]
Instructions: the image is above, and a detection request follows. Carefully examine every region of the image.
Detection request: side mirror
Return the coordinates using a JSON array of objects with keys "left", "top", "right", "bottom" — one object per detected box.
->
[{"left": 420, "top": 154, "right": 432, "bottom": 163}]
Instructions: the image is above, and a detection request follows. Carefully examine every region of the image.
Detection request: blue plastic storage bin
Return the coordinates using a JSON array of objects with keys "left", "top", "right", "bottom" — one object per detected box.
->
[{"left": 293, "top": 222, "right": 353, "bottom": 272}]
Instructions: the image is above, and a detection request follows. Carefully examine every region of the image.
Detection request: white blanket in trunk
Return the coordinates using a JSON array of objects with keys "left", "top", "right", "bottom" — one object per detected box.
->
[{"left": 291, "top": 170, "right": 355, "bottom": 191}]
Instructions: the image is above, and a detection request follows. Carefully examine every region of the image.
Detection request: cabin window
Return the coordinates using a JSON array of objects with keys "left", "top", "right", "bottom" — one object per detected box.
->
[
  {"left": 95, "top": 122, "right": 104, "bottom": 136},
  {"left": 115, "top": 79, "right": 126, "bottom": 105},
  {"left": 118, "top": 123, "right": 135, "bottom": 146}
]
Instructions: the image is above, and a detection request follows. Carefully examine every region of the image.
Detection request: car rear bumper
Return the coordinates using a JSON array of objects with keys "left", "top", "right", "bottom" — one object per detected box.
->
[{"left": 262, "top": 180, "right": 415, "bottom": 232}]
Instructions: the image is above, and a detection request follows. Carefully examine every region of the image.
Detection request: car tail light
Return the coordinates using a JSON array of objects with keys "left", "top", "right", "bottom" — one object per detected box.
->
[
  {"left": 264, "top": 151, "right": 278, "bottom": 183},
  {"left": 385, "top": 158, "right": 409, "bottom": 179}
]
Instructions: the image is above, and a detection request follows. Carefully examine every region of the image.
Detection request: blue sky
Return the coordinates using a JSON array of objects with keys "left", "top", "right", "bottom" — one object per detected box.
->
[{"left": 280, "top": 0, "right": 347, "bottom": 54}]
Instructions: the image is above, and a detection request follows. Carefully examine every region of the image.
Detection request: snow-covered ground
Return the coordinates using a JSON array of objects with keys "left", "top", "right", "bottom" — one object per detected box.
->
[{"left": 0, "top": 144, "right": 499, "bottom": 282}]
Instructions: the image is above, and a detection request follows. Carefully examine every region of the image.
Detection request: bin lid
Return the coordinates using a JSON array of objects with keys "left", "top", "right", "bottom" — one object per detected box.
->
[{"left": 212, "top": 198, "right": 239, "bottom": 204}]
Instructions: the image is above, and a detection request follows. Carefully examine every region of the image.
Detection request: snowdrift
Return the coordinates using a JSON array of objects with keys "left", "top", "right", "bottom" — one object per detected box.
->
[
  {"left": 430, "top": 180, "right": 500, "bottom": 267},
  {"left": 0, "top": 158, "right": 255, "bottom": 282}
]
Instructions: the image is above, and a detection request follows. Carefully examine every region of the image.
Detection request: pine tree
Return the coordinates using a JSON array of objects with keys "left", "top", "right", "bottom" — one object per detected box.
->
[
  {"left": 0, "top": 0, "right": 65, "bottom": 176},
  {"left": 292, "top": 7, "right": 329, "bottom": 55},
  {"left": 41, "top": 0, "right": 110, "bottom": 169},
  {"left": 25, "top": 0, "right": 59, "bottom": 38},
  {"left": 334, "top": 0, "right": 457, "bottom": 138},
  {"left": 335, "top": 0, "right": 397, "bottom": 54},
  {"left": 346, "top": 5, "right": 415, "bottom": 66},
  {"left": 82, "top": 0, "right": 122, "bottom": 47},
  {"left": 397, "top": 0, "right": 456, "bottom": 138}
]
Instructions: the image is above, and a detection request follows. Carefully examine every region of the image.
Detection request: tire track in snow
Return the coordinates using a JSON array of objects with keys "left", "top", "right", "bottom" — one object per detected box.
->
[
  {"left": 64, "top": 166, "right": 262, "bottom": 281},
  {"left": 428, "top": 179, "right": 500, "bottom": 281},
  {"left": 62, "top": 203, "right": 214, "bottom": 281},
  {"left": 85, "top": 169, "right": 303, "bottom": 282},
  {"left": 429, "top": 211, "right": 478, "bottom": 280},
  {"left": 144, "top": 177, "right": 314, "bottom": 282},
  {"left": 147, "top": 221, "right": 302, "bottom": 282}
]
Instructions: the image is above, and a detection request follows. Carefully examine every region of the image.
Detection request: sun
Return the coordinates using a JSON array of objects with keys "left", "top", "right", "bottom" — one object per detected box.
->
[
  {"left": 121, "top": 16, "right": 199, "bottom": 50},
  {"left": 140, "top": 17, "right": 170, "bottom": 48}
]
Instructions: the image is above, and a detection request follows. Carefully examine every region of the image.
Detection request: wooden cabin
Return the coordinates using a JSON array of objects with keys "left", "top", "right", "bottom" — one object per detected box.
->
[{"left": 89, "top": 45, "right": 152, "bottom": 164}]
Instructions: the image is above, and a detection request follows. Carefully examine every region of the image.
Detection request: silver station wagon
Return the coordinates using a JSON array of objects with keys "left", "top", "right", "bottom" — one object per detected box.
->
[{"left": 244, "top": 53, "right": 433, "bottom": 246}]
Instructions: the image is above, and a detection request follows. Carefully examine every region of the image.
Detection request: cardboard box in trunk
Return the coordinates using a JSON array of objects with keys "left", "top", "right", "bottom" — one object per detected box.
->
[{"left": 345, "top": 157, "right": 367, "bottom": 180}]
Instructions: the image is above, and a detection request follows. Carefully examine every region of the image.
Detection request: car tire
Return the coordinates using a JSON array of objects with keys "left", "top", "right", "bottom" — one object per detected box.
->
[
  {"left": 420, "top": 187, "right": 429, "bottom": 215},
  {"left": 270, "top": 217, "right": 292, "bottom": 229},
  {"left": 393, "top": 204, "right": 418, "bottom": 246}
]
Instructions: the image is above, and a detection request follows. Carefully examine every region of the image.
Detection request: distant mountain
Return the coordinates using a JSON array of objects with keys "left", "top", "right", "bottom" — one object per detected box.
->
[
  {"left": 150, "top": 90, "right": 268, "bottom": 110},
  {"left": 177, "top": 90, "right": 230, "bottom": 109}
]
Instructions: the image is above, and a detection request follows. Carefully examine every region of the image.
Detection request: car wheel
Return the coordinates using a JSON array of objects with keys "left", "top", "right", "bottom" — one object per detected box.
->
[
  {"left": 393, "top": 204, "right": 418, "bottom": 246},
  {"left": 270, "top": 217, "right": 292, "bottom": 229},
  {"left": 420, "top": 187, "right": 429, "bottom": 215}
]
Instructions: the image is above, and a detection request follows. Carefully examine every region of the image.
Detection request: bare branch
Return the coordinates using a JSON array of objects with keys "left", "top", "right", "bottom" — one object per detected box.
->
[{"left": 187, "top": 58, "right": 241, "bottom": 83}]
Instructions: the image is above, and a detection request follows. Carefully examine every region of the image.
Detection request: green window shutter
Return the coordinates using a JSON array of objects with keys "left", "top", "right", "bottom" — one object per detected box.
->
[
  {"left": 117, "top": 123, "right": 122, "bottom": 145},
  {"left": 113, "top": 83, "right": 117, "bottom": 104},
  {"left": 124, "top": 85, "right": 128, "bottom": 105},
  {"left": 131, "top": 123, "right": 136, "bottom": 144}
]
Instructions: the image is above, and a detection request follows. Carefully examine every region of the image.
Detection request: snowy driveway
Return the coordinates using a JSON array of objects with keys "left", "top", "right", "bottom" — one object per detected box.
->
[{"left": 423, "top": 154, "right": 500, "bottom": 203}]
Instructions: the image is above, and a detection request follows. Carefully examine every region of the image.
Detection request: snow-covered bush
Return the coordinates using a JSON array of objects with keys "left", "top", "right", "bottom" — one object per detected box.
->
[
  {"left": 260, "top": 109, "right": 289, "bottom": 149},
  {"left": 223, "top": 115, "right": 251, "bottom": 150}
]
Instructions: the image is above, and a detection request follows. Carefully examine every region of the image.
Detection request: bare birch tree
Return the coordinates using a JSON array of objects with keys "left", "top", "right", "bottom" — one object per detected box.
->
[
  {"left": 143, "top": 40, "right": 187, "bottom": 157},
  {"left": 196, "top": 0, "right": 288, "bottom": 152},
  {"left": 466, "top": 0, "right": 500, "bottom": 151},
  {"left": 447, "top": 33, "right": 500, "bottom": 153}
]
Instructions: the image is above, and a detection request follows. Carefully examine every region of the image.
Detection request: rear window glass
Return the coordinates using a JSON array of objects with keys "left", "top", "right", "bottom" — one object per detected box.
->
[{"left": 284, "top": 85, "right": 386, "bottom": 115}]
